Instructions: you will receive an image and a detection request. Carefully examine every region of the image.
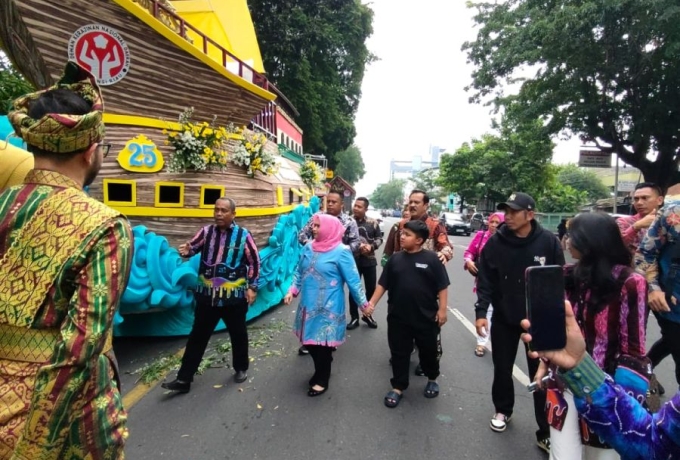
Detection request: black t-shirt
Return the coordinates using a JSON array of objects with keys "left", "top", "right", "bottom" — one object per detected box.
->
[{"left": 379, "top": 249, "right": 450, "bottom": 323}]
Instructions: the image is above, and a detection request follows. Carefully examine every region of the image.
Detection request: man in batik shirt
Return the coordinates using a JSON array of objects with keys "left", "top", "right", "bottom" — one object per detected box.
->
[
  {"left": 299, "top": 190, "right": 361, "bottom": 254},
  {"left": 0, "top": 63, "right": 132, "bottom": 459},
  {"left": 162, "top": 197, "right": 260, "bottom": 393}
]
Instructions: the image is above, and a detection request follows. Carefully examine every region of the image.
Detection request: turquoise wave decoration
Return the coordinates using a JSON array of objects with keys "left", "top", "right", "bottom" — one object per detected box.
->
[{"left": 114, "top": 196, "right": 320, "bottom": 336}]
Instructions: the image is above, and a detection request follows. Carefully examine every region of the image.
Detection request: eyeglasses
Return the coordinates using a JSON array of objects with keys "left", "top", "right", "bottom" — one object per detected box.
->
[{"left": 98, "top": 143, "right": 112, "bottom": 158}]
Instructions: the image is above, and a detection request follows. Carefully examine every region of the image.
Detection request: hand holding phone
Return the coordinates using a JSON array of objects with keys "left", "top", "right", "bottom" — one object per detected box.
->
[
  {"left": 527, "top": 376, "right": 551, "bottom": 392},
  {"left": 525, "top": 265, "right": 566, "bottom": 352}
]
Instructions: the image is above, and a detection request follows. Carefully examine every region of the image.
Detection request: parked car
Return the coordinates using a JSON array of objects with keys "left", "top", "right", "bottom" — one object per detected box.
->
[
  {"left": 470, "top": 212, "right": 488, "bottom": 232},
  {"left": 441, "top": 212, "right": 471, "bottom": 236}
]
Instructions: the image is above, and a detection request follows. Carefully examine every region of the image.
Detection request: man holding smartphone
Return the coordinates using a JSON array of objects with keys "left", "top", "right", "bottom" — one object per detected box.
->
[{"left": 474, "top": 193, "right": 565, "bottom": 454}]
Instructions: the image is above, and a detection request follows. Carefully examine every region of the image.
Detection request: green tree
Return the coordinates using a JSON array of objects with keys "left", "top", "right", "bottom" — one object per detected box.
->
[
  {"left": 249, "top": 0, "right": 376, "bottom": 167},
  {"left": 555, "top": 164, "right": 610, "bottom": 202},
  {"left": 0, "top": 54, "right": 33, "bottom": 115},
  {"left": 537, "top": 181, "right": 588, "bottom": 214},
  {"left": 370, "top": 179, "right": 406, "bottom": 210},
  {"left": 333, "top": 145, "right": 365, "bottom": 186},
  {"left": 438, "top": 116, "right": 554, "bottom": 206},
  {"left": 464, "top": 0, "right": 680, "bottom": 190}
]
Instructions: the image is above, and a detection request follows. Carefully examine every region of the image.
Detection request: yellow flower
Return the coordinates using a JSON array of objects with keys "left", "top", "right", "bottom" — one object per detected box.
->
[{"left": 245, "top": 142, "right": 253, "bottom": 150}]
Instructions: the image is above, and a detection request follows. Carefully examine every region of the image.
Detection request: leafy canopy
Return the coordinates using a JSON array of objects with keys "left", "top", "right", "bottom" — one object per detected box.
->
[
  {"left": 0, "top": 54, "right": 34, "bottom": 115},
  {"left": 249, "top": 0, "right": 375, "bottom": 168},
  {"left": 333, "top": 145, "right": 366, "bottom": 186},
  {"left": 555, "top": 163, "right": 610, "bottom": 202},
  {"left": 437, "top": 116, "right": 554, "bottom": 206},
  {"left": 464, "top": 0, "right": 680, "bottom": 190},
  {"left": 370, "top": 179, "right": 406, "bottom": 210}
]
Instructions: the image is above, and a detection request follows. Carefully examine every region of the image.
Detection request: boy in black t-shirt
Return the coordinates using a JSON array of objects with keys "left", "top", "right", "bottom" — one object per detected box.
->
[{"left": 366, "top": 220, "right": 450, "bottom": 408}]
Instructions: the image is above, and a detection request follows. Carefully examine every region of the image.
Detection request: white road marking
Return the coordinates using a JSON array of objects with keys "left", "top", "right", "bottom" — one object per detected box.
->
[{"left": 449, "top": 307, "right": 531, "bottom": 386}]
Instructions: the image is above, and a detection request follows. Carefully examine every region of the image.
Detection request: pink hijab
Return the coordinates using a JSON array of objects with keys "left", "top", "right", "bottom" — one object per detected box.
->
[
  {"left": 489, "top": 212, "right": 505, "bottom": 225},
  {"left": 312, "top": 213, "right": 346, "bottom": 253}
]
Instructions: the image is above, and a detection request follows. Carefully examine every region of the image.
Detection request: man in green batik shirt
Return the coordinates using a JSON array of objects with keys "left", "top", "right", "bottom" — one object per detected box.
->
[{"left": 0, "top": 62, "right": 132, "bottom": 459}]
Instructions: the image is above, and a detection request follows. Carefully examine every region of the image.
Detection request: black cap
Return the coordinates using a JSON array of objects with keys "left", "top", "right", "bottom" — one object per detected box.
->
[{"left": 497, "top": 192, "right": 536, "bottom": 211}]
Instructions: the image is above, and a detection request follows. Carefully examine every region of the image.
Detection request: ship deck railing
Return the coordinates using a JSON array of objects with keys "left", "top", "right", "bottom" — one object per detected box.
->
[{"left": 134, "top": 0, "right": 278, "bottom": 138}]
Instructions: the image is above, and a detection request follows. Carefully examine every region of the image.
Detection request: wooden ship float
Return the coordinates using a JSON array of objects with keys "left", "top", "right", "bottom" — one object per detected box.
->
[
  {"left": 0, "top": 0, "right": 327, "bottom": 335},
  {"left": 0, "top": 0, "right": 316, "bottom": 248}
]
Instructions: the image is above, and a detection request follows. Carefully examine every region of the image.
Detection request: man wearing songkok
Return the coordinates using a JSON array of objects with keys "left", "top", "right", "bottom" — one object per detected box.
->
[{"left": 0, "top": 62, "right": 132, "bottom": 459}]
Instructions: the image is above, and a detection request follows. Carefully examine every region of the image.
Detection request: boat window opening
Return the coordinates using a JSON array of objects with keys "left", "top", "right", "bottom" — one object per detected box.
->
[
  {"left": 155, "top": 183, "right": 184, "bottom": 207},
  {"left": 289, "top": 189, "right": 295, "bottom": 205},
  {"left": 104, "top": 180, "right": 136, "bottom": 206},
  {"left": 198, "top": 185, "right": 225, "bottom": 209}
]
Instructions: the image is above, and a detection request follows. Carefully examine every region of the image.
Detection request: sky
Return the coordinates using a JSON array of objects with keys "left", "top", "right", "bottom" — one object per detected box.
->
[{"left": 352, "top": 0, "right": 581, "bottom": 197}]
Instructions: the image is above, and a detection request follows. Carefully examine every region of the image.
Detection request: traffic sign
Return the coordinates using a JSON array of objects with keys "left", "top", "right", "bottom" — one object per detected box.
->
[{"left": 578, "top": 150, "right": 611, "bottom": 168}]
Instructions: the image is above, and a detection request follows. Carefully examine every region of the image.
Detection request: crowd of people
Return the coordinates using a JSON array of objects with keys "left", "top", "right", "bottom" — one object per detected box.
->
[{"left": 1, "top": 63, "right": 680, "bottom": 459}]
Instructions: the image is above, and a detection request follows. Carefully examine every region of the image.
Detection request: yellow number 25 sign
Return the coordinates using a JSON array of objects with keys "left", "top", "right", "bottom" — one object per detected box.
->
[{"left": 116, "top": 134, "right": 165, "bottom": 173}]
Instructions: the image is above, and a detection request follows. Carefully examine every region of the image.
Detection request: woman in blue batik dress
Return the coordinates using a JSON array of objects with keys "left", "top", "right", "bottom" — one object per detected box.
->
[{"left": 284, "top": 213, "right": 369, "bottom": 397}]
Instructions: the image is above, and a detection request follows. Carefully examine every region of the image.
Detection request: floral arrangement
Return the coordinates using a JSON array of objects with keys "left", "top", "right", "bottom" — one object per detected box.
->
[
  {"left": 299, "top": 160, "right": 324, "bottom": 191},
  {"left": 230, "top": 128, "right": 279, "bottom": 177},
  {"left": 165, "top": 108, "right": 231, "bottom": 172}
]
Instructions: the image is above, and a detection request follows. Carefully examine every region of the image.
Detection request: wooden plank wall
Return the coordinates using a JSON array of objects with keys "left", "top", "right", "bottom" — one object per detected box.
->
[
  {"left": 11, "top": 0, "right": 269, "bottom": 126},
  {"left": 86, "top": 124, "right": 306, "bottom": 248}
]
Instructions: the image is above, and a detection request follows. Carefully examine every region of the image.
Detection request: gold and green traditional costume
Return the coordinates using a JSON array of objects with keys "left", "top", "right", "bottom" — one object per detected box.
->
[{"left": 0, "top": 63, "right": 132, "bottom": 460}]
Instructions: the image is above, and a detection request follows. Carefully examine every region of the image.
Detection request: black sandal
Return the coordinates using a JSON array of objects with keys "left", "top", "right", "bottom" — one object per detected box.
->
[
  {"left": 384, "top": 390, "right": 403, "bottom": 408},
  {"left": 424, "top": 381, "right": 439, "bottom": 398},
  {"left": 308, "top": 386, "right": 327, "bottom": 397}
]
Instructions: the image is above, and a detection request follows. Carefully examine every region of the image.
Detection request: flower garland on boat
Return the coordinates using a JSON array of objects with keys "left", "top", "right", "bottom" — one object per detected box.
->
[
  {"left": 299, "top": 160, "right": 324, "bottom": 191},
  {"left": 165, "top": 108, "right": 230, "bottom": 172},
  {"left": 230, "top": 128, "right": 279, "bottom": 177}
]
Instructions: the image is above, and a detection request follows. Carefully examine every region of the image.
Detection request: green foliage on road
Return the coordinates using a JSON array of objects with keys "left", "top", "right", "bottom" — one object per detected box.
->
[
  {"left": 249, "top": 0, "right": 376, "bottom": 168},
  {"left": 333, "top": 145, "right": 366, "bottom": 186},
  {"left": 370, "top": 179, "right": 406, "bottom": 210},
  {"left": 130, "top": 320, "right": 289, "bottom": 385},
  {"left": 0, "top": 56, "right": 34, "bottom": 115},
  {"left": 463, "top": 0, "right": 680, "bottom": 190}
]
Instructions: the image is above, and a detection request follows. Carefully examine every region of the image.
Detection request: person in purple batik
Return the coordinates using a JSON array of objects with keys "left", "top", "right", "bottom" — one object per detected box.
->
[{"left": 163, "top": 197, "right": 260, "bottom": 393}]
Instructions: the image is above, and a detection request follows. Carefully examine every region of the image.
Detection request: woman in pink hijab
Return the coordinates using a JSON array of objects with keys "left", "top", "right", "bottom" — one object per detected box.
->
[
  {"left": 284, "top": 213, "right": 369, "bottom": 396},
  {"left": 463, "top": 212, "right": 505, "bottom": 357}
]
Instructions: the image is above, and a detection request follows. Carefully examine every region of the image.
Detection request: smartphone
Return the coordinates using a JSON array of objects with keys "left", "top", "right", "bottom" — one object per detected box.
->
[
  {"left": 526, "top": 376, "right": 551, "bottom": 393},
  {"left": 525, "top": 265, "right": 566, "bottom": 352}
]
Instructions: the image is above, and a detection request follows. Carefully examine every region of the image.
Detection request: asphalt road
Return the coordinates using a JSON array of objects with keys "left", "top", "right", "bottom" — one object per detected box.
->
[{"left": 115, "top": 219, "right": 675, "bottom": 460}]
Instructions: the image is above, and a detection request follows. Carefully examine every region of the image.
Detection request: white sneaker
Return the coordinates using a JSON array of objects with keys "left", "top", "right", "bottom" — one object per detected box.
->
[{"left": 489, "top": 413, "right": 512, "bottom": 432}]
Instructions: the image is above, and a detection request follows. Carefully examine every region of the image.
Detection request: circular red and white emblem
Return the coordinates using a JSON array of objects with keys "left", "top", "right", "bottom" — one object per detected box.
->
[{"left": 68, "top": 24, "right": 131, "bottom": 86}]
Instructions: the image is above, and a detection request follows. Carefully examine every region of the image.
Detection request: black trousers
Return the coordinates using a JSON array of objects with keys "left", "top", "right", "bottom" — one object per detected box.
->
[
  {"left": 647, "top": 315, "right": 680, "bottom": 386},
  {"left": 307, "top": 345, "right": 334, "bottom": 388},
  {"left": 178, "top": 299, "right": 249, "bottom": 382},
  {"left": 349, "top": 264, "right": 377, "bottom": 320},
  {"left": 490, "top": 319, "right": 549, "bottom": 441},
  {"left": 388, "top": 315, "right": 440, "bottom": 391}
]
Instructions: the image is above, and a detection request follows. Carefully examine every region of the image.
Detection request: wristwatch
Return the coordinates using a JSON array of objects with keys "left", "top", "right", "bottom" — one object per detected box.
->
[{"left": 248, "top": 284, "right": 258, "bottom": 292}]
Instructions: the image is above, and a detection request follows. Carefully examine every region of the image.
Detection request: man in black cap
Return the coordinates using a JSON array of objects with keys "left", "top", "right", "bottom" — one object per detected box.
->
[{"left": 474, "top": 192, "right": 565, "bottom": 454}]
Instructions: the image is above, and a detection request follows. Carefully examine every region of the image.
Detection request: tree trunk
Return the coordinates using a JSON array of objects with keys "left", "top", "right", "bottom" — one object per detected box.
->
[{"left": 637, "top": 147, "right": 680, "bottom": 194}]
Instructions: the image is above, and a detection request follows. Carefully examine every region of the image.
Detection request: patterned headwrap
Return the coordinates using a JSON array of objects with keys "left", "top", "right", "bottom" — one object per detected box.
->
[{"left": 8, "top": 61, "right": 104, "bottom": 154}]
